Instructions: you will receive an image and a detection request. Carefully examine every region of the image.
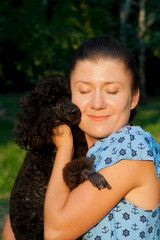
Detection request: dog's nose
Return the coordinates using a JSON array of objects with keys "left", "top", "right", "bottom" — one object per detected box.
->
[
  {"left": 60, "top": 101, "right": 81, "bottom": 126},
  {"left": 70, "top": 108, "right": 78, "bottom": 117}
]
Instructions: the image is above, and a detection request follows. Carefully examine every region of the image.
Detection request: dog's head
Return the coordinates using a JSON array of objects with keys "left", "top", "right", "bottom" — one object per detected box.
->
[
  {"left": 14, "top": 74, "right": 81, "bottom": 150},
  {"left": 35, "top": 74, "right": 70, "bottom": 104}
]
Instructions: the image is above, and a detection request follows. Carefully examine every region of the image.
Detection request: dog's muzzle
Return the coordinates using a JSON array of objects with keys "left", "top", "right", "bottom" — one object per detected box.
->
[{"left": 59, "top": 101, "right": 81, "bottom": 126}]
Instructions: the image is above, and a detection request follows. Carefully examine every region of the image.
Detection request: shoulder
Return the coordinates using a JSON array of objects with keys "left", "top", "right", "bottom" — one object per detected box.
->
[
  {"left": 87, "top": 126, "right": 160, "bottom": 172},
  {"left": 100, "top": 158, "right": 160, "bottom": 210}
]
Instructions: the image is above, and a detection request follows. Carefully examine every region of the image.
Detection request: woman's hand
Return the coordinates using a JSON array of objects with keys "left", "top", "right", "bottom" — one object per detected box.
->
[{"left": 52, "top": 124, "right": 73, "bottom": 150}]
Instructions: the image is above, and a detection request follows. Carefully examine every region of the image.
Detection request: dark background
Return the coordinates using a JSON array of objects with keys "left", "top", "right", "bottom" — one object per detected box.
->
[{"left": 0, "top": 0, "right": 160, "bottom": 101}]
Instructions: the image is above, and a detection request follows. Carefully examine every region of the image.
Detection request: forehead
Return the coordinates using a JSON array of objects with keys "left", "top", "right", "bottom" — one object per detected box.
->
[{"left": 70, "top": 59, "right": 132, "bottom": 86}]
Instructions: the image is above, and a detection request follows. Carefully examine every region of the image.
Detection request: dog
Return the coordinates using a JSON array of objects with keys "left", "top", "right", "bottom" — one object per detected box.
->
[{"left": 9, "top": 74, "right": 110, "bottom": 240}]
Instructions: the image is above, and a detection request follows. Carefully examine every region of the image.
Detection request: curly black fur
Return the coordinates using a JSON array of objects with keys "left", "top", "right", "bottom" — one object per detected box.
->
[{"left": 9, "top": 74, "right": 93, "bottom": 240}]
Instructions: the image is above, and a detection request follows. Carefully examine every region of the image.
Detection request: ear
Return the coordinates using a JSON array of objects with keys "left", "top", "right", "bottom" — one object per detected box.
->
[{"left": 131, "top": 89, "right": 140, "bottom": 110}]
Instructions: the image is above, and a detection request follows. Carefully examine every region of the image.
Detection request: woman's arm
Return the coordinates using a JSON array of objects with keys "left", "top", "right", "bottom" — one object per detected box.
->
[
  {"left": 44, "top": 125, "right": 150, "bottom": 240},
  {"left": 2, "top": 216, "right": 15, "bottom": 240}
]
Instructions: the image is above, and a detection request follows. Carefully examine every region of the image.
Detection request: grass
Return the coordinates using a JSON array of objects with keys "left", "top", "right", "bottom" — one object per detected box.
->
[
  {"left": 0, "top": 93, "right": 26, "bottom": 237},
  {"left": 0, "top": 137, "right": 25, "bottom": 195},
  {"left": 0, "top": 93, "right": 160, "bottom": 237},
  {"left": 0, "top": 93, "right": 26, "bottom": 195}
]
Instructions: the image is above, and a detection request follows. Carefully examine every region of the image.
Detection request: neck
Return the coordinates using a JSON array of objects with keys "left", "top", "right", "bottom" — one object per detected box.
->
[{"left": 85, "top": 134, "right": 102, "bottom": 149}]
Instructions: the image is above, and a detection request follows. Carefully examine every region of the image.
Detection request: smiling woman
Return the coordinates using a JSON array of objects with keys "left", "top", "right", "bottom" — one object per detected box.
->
[
  {"left": 43, "top": 36, "right": 160, "bottom": 240},
  {"left": 70, "top": 59, "right": 139, "bottom": 147}
]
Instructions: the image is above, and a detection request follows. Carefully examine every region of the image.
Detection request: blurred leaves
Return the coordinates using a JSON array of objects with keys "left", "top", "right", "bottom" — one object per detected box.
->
[{"left": 0, "top": 0, "right": 160, "bottom": 93}]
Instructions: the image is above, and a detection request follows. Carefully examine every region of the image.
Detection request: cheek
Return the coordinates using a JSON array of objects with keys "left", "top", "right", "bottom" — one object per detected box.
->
[
  {"left": 105, "top": 95, "right": 126, "bottom": 110},
  {"left": 71, "top": 89, "right": 89, "bottom": 111},
  {"left": 71, "top": 94, "right": 84, "bottom": 112},
  {"left": 71, "top": 93, "right": 80, "bottom": 105},
  {"left": 114, "top": 91, "right": 133, "bottom": 110}
]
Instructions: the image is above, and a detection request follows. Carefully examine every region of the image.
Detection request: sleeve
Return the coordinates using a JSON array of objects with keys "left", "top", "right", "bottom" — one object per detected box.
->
[{"left": 87, "top": 127, "right": 157, "bottom": 172}]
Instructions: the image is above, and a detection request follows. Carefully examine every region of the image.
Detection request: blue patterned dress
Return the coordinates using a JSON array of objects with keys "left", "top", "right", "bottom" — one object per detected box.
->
[{"left": 83, "top": 126, "right": 160, "bottom": 240}]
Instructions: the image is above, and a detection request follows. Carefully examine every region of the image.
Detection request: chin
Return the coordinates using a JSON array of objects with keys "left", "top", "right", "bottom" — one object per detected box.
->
[{"left": 86, "top": 130, "right": 110, "bottom": 141}]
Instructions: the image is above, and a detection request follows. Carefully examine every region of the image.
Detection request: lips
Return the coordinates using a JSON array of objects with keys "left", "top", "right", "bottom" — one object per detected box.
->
[{"left": 88, "top": 115, "right": 110, "bottom": 121}]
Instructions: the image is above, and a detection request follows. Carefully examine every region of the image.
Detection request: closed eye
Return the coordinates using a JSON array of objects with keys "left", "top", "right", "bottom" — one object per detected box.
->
[
  {"left": 79, "top": 90, "right": 90, "bottom": 94},
  {"left": 107, "top": 91, "right": 118, "bottom": 95}
]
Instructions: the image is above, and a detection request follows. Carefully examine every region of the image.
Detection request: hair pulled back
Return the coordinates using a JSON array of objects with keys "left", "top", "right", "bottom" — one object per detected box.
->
[{"left": 70, "top": 36, "right": 140, "bottom": 122}]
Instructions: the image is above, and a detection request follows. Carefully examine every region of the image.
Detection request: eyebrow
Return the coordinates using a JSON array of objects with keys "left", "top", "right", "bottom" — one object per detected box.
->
[{"left": 75, "top": 81, "right": 123, "bottom": 86}]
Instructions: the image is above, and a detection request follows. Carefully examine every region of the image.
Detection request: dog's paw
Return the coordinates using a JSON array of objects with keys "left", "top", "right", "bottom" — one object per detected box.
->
[
  {"left": 81, "top": 169, "right": 111, "bottom": 190},
  {"left": 63, "top": 157, "right": 93, "bottom": 190}
]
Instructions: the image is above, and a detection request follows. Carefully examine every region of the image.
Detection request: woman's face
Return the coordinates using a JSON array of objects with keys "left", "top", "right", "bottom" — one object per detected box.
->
[{"left": 71, "top": 59, "right": 139, "bottom": 147}]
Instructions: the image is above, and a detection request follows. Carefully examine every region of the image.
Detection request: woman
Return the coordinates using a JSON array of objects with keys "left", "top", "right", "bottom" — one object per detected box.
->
[{"left": 44, "top": 36, "right": 160, "bottom": 240}]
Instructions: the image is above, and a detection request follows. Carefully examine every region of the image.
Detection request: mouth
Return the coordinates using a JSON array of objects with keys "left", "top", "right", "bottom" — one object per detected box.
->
[{"left": 88, "top": 115, "right": 110, "bottom": 121}]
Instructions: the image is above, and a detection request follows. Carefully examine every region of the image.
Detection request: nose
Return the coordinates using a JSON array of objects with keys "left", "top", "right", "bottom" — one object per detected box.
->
[{"left": 90, "top": 90, "right": 107, "bottom": 110}]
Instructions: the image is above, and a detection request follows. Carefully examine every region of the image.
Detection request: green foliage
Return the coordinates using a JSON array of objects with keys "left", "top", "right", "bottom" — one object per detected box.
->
[
  {"left": 0, "top": 93, "right": 24, "bottom": 118},
  {"left": 133, "top": 99, "right": 160, "bottom": 143},
  {"left": 2, "top": 0, "right": 160, "bottom": 92},
  {"left": 0, "top": 93, "right": 26, "bottom": 195},
  {"left": 0, "top": 117, "right": 25, "bottom": 236},
  {"left": 0, "top": 139, "right": 25, "bottom": 195}
]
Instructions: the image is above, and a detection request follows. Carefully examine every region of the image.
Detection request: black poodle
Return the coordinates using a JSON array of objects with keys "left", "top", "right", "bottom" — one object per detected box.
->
[{"left": 9, "top": 74, "right": 110, "bottom": 240}]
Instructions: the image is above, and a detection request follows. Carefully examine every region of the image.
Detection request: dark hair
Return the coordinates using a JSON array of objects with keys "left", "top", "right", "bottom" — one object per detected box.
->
[{"left": 69, "top": 36, "right": 140, "bottom": 122}]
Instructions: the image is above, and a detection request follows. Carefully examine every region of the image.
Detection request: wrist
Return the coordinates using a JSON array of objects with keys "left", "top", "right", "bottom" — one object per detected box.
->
[
  {"left": 55, "top": 142, "right": 74, "bottom": 164},
  {"left": 56, "top": 139, "right": 73, "bottom": 151}
]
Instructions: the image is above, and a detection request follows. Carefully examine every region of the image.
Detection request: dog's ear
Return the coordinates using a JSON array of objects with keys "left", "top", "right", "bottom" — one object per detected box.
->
[
  {"left": 35, "top": 74, "right": 71, "bottom": 103},
  {"left": 14, "top": 92, "right": 44, "bottom": 150}
]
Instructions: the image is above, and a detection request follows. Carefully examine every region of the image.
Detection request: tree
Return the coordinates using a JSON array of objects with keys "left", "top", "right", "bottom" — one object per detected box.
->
[
  {"left": 0, "top": 0, "right": 116, "bottom": 92},
  {"left": 138, "top": 0, "right": 147, "bottom": 103},
  {"left": 119, "top": 0, "right": 132, "bottom": 43},
  {"left": 0, "top": 0, "right": 160, "bottom": 94}
]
